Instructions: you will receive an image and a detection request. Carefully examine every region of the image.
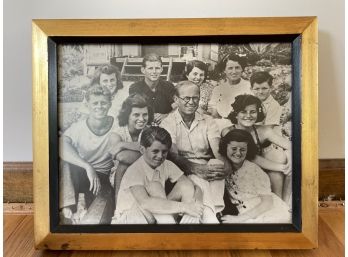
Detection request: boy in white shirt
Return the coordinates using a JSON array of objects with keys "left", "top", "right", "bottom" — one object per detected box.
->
[
  {"left": 251, "top": 71, "right": 282, "bottom": 126},
  {"left": 112, "top": 126, "right": 204, "bottom": 224}
]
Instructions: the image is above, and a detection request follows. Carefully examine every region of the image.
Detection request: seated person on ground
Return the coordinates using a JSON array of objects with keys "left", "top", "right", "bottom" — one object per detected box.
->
[
  {"left": 219, "top": 129, "right": 291, "bottom": 224},
  {"left": 109, "top": 94, "right": 154, "bottom": 211},
  {"left": 160, "top": 80, "right": 231, "bottom": 223},
  {"left": 112, "top": 126, "right": 204, "bottom": 224},
  {"left": 59, "top": 85, "right": 119, "bottom": 224},
  {"left": 222, "top": 94, "right": 292, "bottom": 201}
]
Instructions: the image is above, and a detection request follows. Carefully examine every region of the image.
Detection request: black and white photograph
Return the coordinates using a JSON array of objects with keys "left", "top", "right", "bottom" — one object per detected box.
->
[{"left": 57, "top": 42, "right": 293, "bottom": 226}]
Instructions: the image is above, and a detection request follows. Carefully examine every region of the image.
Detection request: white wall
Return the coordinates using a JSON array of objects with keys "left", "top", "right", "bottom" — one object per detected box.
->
[{"left": 4, "top": 0, "right": 345, "bottom": 161}]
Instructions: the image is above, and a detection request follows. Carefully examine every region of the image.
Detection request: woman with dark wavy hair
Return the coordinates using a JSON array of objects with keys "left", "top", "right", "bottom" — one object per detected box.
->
[
  {"left": 90, "top": 64, "right": 128, "bottom": 118},
  {"left": 222, "top": 94, "right": 292, "bottom": 201},
  {"left": 183, "top": 60, "right": 217, "bottom": 113},
  {"left": 109, "top": 94, "right": 154, "bottom": 213},
  {"left": 218, "top": 129, "right": 291, "bottom": 224}
]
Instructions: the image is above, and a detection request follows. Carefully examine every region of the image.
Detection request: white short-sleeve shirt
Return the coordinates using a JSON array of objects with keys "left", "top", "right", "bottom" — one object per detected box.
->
[
  {"left": 160, "top": 109, "right": 220, "bottom": 162},
  {"left": 62, "top": 118, "right": 117, "bottom": 175},
  {"left": 208, "top": 79, "right": 251, "bottom": 118},
  {"left": 115, "top": 156, "right": 184, "bottom": 216},
  {"left": 261, "top": 95, "right": 282, "bottom": 125}
]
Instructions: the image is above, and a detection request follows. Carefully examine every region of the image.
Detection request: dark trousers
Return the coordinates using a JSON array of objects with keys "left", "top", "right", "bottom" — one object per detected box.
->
[{"left": 59, "top": 161, "right": 114, "bottom": 213}]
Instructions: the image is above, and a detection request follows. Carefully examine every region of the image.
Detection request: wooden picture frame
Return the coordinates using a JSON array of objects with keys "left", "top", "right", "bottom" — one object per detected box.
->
[{"left": 32, "top": 17, "right": 318, "bottom": 250}]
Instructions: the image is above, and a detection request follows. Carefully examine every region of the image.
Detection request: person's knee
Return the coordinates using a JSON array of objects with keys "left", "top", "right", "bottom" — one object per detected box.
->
[
  {"left": 268, "top": 171, "right": 284, "bottom": 184},
  {"left": 175, "top": 179, "right": 195, "bottom": 196},
  {"left": 146, "top": 181, "right": 166, "bottom": 198},
  {"left": 264, "top": 149, "right": 287, "bottom": 164},
  {"left": 268, "top": 171, "right": 284, "bottom": 196}
]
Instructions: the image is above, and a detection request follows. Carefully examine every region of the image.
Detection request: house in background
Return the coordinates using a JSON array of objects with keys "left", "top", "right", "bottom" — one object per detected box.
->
[{"left": 84, "top": 44, "right": 219, "bottom": 82}]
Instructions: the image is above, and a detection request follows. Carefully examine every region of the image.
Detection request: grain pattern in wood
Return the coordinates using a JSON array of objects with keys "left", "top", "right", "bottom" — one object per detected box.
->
[
  {"left": 3, "top": 207, "right": 344, "bottom": 256},
  {"left": 4, "top": 215, "right": 43, "bottom": 257},
  {"left": 32, "top": 20, "right": 50, "bottom": 249},
  {"left": 32, "top": 17, "right": 315, "bottom": 37},
  {"left": 298, "top": 16, "right": 318, "bottom": 248},
  {"left": 270, "top": 215, "right": 344, "bottom": 257},
  {"left": 318, "top": 207, "right": 344, "bottom": 244},
  {"left": 3, "top": 214, "right": 26, "bottom": 241}
]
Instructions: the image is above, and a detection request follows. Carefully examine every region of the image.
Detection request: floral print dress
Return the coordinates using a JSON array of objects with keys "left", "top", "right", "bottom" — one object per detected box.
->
[{"left": 225, "top": 160, "right": 291, "bottom": 223}]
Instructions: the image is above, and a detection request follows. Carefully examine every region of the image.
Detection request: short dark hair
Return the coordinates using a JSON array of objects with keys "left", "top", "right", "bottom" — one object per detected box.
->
[
  {"left": 250, "top": 71, "right": 273, "bottom": 88},
  {"left": 219, "top": 129, "right": 258, "bottom": 161},
  {"left": 217, "top": 53, "right": 247, "bottom": 73},
  {"left": 183, "top": 60, "right": 208, "bottom": 82},
  {"left": 227, "top": 94, "right": 265, "bottom": 124},
  {"left": 142, "top": 53, "right": 162, "bottom": 67},
  {"left": 118, "top": 94, "right": 154, "bottom": 127},
  {"left": 85, "top": 85, "right": 112, "bottom": 102},
  {"left": 140, "top": 126, "right": 172, "bottom": 149},
  {"left": 91, "top": 64, "right": 123, "bottom": 94},
  {"left": 174, "top": 80, "right": 199, "bottom": 96}
]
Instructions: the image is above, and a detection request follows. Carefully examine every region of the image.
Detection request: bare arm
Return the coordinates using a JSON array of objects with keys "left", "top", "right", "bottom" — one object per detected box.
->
[
  {"left": 252, "top": 155, "right": 289, "bottom": 174},
  {"left": 59, "top": 135, "right": 100, "bottom": 195},
  {"left": 130, "top": 184, "right": 203, "bottom": 217},
  {"left": 206, "top": 137, "right": 232, "bottom": 180},
  {"left": 263, "top": 126, "right": 292, "bottom": 173},
  {"left": 60, "top": 136, "right": 89, "bottom": 169},
  {"left": 117, "top": 141, "right": 141, "bottom": 152},
  {"left": 115, "top": 150, "right": 141, "bottom": 165},
  {"left": 264, "top": 126, "right": 291, "bottom": 150},
  {"left": 108, "top": 132, "right": 141, "bottom": 164}
]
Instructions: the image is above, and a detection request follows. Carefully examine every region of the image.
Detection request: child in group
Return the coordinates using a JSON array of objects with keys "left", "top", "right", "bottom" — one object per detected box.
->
[
  {"left": 219, "top": 129, "right": 291, "bottom": 224},
  {"left": 111, "top": 126, "right": 204, "bottom": 224},
  {"left": 222, "top": 94, "right": 291, "bottom": 200},
  {"left": 250, "top": 71, "right": 282, "bottom": 126},
  {"left": 129, "top": 53, "right": 176, "bottom": 125}
]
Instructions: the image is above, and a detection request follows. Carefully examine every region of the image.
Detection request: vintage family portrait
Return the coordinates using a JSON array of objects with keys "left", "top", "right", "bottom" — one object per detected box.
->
[{"left": 57, "top": 42, "right": 293, "bottom": 226}]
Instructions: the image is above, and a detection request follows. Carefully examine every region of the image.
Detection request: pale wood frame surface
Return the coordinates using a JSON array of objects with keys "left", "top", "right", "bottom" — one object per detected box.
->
[{"left": 32, "top": 17, "right": 318, "bottom": 250}]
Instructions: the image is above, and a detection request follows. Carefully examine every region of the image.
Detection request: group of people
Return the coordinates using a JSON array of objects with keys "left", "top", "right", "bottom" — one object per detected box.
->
[{"left": 59, "top": 52, "right": 292, "bottom": 225}]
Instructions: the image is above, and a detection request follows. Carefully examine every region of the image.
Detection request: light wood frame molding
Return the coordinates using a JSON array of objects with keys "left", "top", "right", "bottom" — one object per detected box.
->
[{"left": 32, "top": 17, "right": 318, "bottom": 250}]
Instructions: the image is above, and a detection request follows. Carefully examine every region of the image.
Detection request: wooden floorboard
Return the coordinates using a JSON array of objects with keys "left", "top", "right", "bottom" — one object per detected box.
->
[{"left": 3, "top": 205, "right": 345, "bottom": 257}]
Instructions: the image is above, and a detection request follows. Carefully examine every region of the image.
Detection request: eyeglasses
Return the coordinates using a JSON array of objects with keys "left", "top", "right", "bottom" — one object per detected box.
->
[{"left": 177, "top": 96, "right": 200, "bottom": 104}]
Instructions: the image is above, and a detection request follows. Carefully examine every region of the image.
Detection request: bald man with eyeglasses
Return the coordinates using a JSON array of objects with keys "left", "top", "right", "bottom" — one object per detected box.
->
[{"left": 160, "top": 80, "right": 231, "bottom": 223}]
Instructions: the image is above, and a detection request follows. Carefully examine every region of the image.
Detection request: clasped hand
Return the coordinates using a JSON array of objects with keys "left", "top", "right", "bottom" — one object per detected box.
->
[{"left": 194, "top": 163, "right": 229, "bottom": 181}]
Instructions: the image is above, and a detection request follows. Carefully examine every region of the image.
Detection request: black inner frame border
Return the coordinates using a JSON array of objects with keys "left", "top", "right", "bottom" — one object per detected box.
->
[{"left": 48, "top": 34, "right": 302, "bottom": 233}]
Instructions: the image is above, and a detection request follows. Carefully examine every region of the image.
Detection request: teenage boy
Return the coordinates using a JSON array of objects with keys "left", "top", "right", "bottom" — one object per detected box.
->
[
  {"left": 112, "top": 126, "right": 203, "bottom": 224},
  {"left": 59, "top": 85, "right": 117, "bottom": 224},
  {"left": 129, "top": 53, "right": 176, "bottom": 124},
  {"left": 250, "top": 71, "right": 282, "bottom": 126}
]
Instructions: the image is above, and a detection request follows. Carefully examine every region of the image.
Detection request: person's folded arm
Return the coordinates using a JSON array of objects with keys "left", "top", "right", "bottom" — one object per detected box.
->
[
  {"left": 167, "top": 144, "right": 209, "bottom": 179},
  {"left": 252, "top": 155, "right": 289, "bottom": 174},
  {"left": 115, "top": 150, "right": 141, "bottom": 165},
  {"left": 130, "top": 185, "right": 203, "bottom": 217},
  {"left": 59, "top": 135, "right": 100, "bottom": 195}
]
